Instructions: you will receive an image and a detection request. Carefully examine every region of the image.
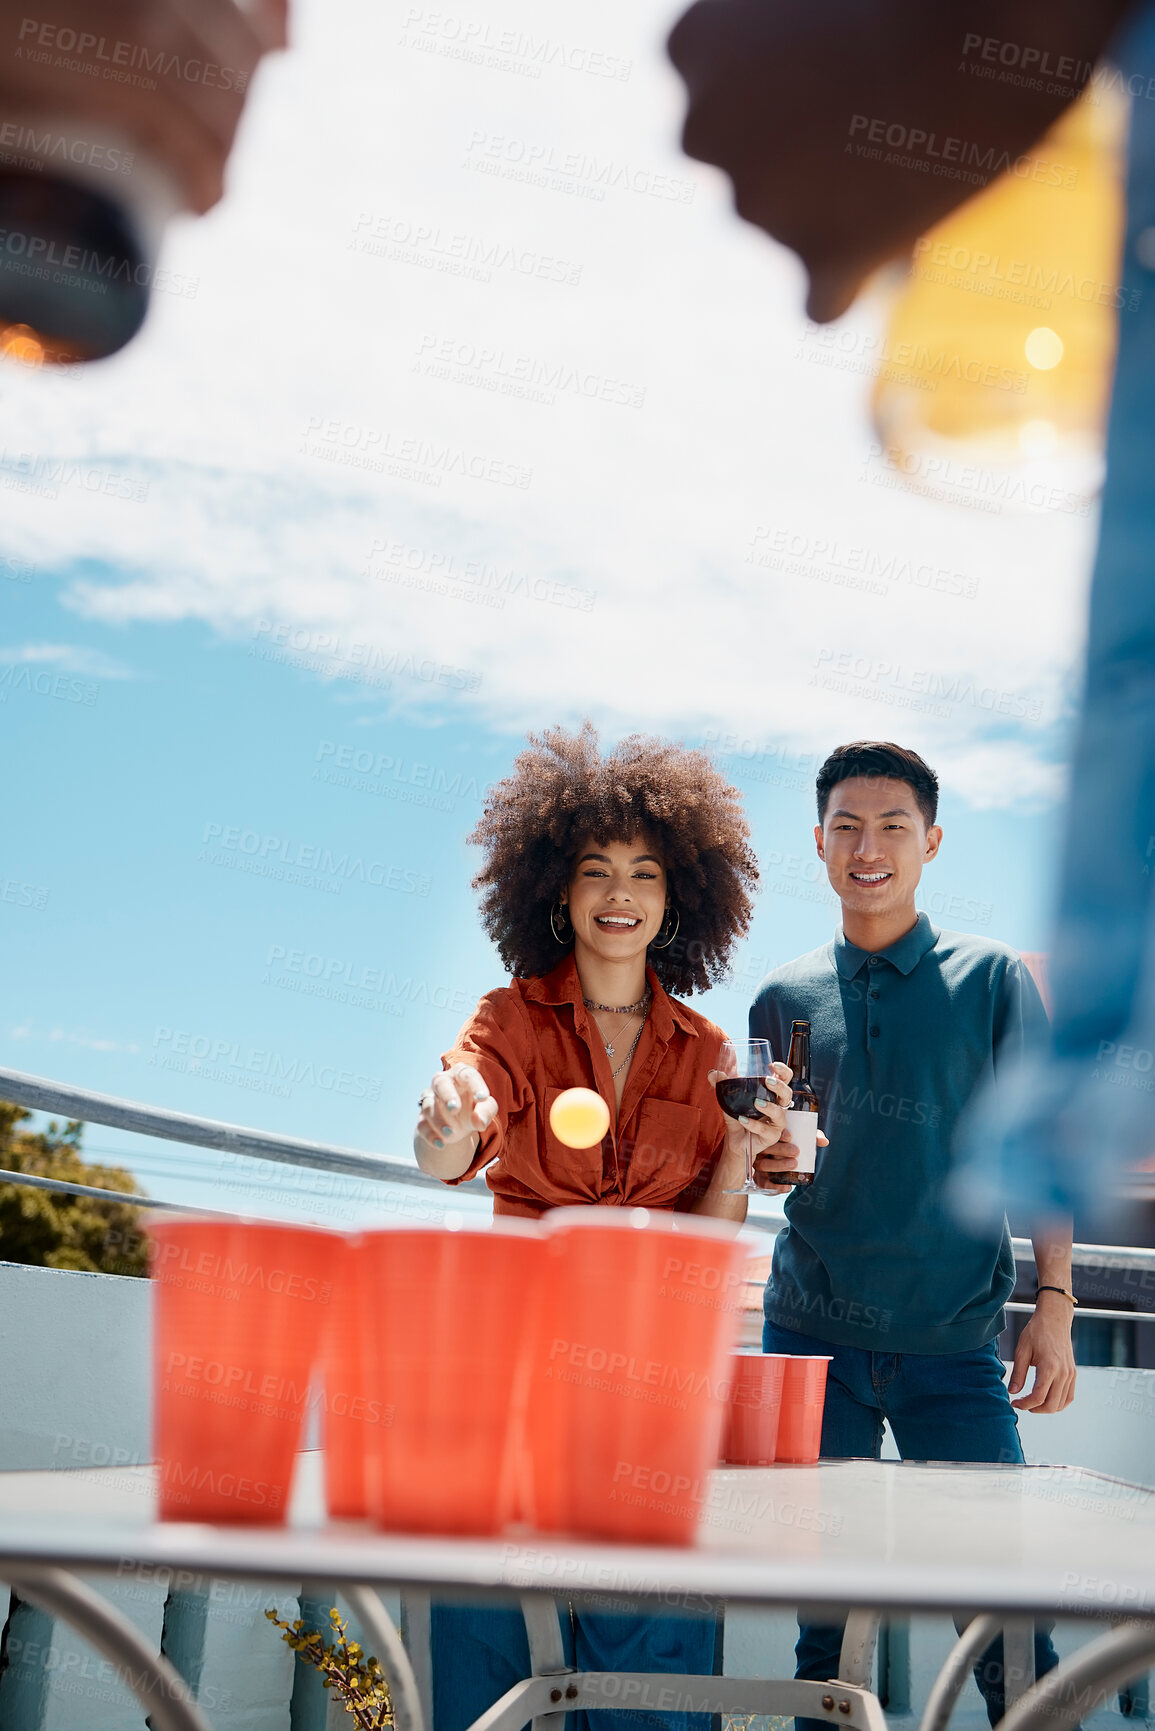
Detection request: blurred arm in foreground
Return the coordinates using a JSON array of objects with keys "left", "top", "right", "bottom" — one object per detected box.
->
[{"left": 669, "top": 0, "right": 1155, "bottom": 1228}]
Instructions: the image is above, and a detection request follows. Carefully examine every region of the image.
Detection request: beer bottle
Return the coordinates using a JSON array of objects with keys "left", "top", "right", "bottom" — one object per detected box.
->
[{"left": 782, "top": 1019, "right": 819, "bottom": 1186}]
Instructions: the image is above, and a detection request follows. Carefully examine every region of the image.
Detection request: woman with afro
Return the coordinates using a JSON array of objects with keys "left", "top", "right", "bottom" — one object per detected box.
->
[
  {"left": 415, "top": 724, "right": 799, "bottom": 1731},
  {"left": 415, "top": 721, "right": 796, "bottom": 1213}
]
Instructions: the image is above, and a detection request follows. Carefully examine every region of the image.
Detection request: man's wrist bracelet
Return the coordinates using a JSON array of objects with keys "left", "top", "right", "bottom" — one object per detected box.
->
[{"left": 1035, "top": 1285, "right": 1078, "bottom": 1306}]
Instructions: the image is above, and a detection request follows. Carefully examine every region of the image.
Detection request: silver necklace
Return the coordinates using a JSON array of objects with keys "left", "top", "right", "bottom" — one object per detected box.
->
[
  {"left": 595, "top": 1010, "right": 633, "bottom": 1059},
  {"left": 584, "top": 987, "right": 652, "bottom": 1057},
  {"left": 607, "top": 1007, "right": 648, "bottom": 1079}
]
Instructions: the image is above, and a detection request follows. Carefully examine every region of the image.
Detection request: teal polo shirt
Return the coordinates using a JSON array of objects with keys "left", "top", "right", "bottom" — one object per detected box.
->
[{"left": 749, "top": 914, "right": 1048, "bottom": 1354}]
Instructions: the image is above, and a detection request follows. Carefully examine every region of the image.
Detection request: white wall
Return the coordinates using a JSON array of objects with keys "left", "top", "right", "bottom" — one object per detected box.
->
[{"left": 0, "top": 1261, "right": 151, "bottom": 1473}]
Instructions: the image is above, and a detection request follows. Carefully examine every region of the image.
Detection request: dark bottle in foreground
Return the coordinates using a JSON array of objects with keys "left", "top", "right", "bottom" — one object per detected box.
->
[
  {"left": 0, "top": 173, "right": 148, "bottom": 362},
  {"left": 782, "top": 1019, "right": 819, "bottom": 1186},
  {"left": 0, "top": 133, "right": 177, "bottom": 364}
]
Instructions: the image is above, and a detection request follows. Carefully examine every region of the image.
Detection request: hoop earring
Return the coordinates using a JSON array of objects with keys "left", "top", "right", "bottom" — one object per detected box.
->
[
  {"left": 550, "top": 901, "right": 573, "bottom": 944},
  {"left": 650, "top": 907, "right": 680, "bottom": 950}
]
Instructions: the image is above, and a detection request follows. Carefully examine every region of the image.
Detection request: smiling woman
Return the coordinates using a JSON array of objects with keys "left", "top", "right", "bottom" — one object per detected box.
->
[
  {"left": 409, "top": 720, "right": 798, "bottom": 1731},
  {"left": 412, "top": 719, "right": 798, "bottom": 1219}
]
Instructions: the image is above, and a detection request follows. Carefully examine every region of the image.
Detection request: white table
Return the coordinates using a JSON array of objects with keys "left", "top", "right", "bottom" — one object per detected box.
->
[{"left": 1, "top": 1458, "right": 1152, "bottom": 1731}]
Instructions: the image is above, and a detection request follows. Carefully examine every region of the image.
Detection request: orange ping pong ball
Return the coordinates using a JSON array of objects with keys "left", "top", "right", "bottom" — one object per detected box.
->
[{"left": 549, "top": 1087, "right": 611, "bottom": 1148}]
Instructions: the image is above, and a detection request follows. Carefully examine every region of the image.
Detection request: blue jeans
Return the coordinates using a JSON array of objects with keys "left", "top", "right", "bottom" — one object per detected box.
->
[
  {"left": 430, "top": 1602, "right": 720, "bottom": 1731},
  {"left": 955, "top": 2, "right": 1155, "bottom": 1227},
  {"left": 762, "top": 1320, "right": 1061, "bottom": 1729}
]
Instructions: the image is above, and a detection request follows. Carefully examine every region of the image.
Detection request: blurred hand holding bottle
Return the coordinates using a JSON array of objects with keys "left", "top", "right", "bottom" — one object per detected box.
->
[
  {"left": 0, "top": 0, "right": 286, "bottom": 362},
  {"left": 667, "top": 0, "right": 1136, "bottom": 322}
]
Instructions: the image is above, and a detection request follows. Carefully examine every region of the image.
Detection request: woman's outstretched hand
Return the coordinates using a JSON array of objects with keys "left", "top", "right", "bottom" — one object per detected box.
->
[{"left": 413, "top": 1062, "right": 498, "bottom": 1178}]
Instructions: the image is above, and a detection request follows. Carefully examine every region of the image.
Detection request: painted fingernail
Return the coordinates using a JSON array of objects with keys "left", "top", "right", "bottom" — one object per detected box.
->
[
  {"left": 433, "top": 1137, "right": 445, "bottom": 1149},
  {"left": 446, "top": 1097, "right": 460, "bottom": 1111}
]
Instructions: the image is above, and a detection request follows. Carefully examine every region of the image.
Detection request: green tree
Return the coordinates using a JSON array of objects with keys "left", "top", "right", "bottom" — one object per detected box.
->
[{"left": 0, "top": 1101, "right": 149, "bottom": 1276}]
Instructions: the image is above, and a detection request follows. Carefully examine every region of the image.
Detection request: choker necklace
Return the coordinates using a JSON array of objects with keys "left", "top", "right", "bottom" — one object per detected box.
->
[{"left": 582, "top": 988, "right": 651, "bottom": 1016}]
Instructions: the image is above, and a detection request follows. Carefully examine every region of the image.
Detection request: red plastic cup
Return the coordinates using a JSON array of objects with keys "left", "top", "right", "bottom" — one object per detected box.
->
[
  {"left": 321, "top": 1232, "right": 380, "bottom": 1519},
  {"left": 523, "top": 1208, "right": 752, "bottom": 1544},
  {"left": 357, "top": 1219, "right": 543, "bottom": 1536},
  {"left": 775, "top": 1356, "right": 832, "bottom": 1463},
  {"left": 148, "top": 1217, "right": 338, "bottom": 1523},
  {"left": 720, "top": 1353, "right": 786, "bottom": 1465}
]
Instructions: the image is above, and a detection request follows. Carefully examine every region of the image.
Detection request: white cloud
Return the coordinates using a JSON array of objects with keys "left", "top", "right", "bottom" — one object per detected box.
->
[
  {"left": 933, "top": 740, "right": 1068, "bottom": 811},
  {"left": 0, "top": 0, "right": 1099, "bottom": 804}
]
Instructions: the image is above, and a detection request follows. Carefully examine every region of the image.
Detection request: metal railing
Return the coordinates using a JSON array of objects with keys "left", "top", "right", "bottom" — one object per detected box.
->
[
  {"left": 0, "top": 1064, "right": 489, "bottom": 1193},
  {"left": 2, "top": 1066, "right": 1155, "bottom": 1298}
]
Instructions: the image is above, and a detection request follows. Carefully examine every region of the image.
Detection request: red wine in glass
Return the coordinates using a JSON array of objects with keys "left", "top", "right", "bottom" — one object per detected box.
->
[
  {"left": 717, "top": 1038, "right": 774, "bottom": 1195},
  {"left": 715, "top": 1077, "right": 775, "bottom": 1121}
]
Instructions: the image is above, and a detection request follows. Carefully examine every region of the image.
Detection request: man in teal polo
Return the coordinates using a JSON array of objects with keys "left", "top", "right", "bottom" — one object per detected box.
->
[{"left": 750, "top": 739, "right": 1077, "bottom": 1727}]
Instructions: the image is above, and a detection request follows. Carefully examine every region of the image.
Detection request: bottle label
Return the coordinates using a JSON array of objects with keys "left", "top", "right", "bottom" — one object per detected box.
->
[{"left": 784, "top": 1108, "right": 819, "bottom": 1174}]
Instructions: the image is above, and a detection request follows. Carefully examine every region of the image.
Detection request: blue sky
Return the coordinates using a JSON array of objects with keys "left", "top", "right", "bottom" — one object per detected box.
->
[{"left": 0, "top": 0, "right": 1091, "bottom": 1224}]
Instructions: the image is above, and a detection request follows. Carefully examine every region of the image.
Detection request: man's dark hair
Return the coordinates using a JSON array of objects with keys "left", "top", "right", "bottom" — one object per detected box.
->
[{"left": 815, "top": 741, "right": 939, "bottom": 828}]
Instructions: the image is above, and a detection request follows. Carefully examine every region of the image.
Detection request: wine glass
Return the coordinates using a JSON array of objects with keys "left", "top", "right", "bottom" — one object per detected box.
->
[{"left": 716, "top": 1038, "right": 774, "bottom": 1195}]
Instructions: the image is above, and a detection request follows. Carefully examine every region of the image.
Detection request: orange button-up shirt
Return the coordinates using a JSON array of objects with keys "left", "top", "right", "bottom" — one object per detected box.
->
[{"left": 441, "top": 954, "right": 729, "bottom": 1217}]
